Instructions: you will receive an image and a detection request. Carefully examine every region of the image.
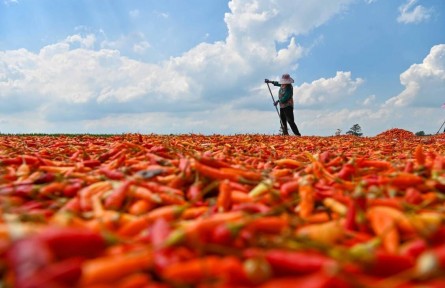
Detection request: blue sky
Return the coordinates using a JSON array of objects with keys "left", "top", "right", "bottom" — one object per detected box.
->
[{"left": 0, "top": 0, "right": 444, "bottom": 136}]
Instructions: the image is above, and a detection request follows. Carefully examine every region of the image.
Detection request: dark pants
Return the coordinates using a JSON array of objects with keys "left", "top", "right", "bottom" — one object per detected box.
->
[{"left": 280, "top": 106, "right": 301, "bottom": 136}]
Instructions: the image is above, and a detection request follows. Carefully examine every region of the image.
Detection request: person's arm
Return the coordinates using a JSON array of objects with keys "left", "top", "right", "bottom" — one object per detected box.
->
[
  {"left": 279, "top": 85, "right": 293, "bottom": 103},
  {"left": 264, "top": 79, "right": 280, "bottom": 87}
]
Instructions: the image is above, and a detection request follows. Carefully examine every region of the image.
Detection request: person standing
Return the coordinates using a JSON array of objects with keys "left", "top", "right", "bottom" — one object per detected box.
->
[{"left": 265, "top": 74, "right": 301, "bottom": 136}]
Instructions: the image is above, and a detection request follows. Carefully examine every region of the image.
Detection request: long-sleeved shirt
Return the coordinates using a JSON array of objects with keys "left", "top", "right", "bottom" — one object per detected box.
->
[{"left": 272, "top": 81, "right": 293, "bottom": 108}]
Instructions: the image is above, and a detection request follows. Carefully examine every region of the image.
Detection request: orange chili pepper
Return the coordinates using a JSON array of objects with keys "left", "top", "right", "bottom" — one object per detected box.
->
[
  {"left": 118, "top": 205, "right": 185, "bottom": 237},
  {"left": 297, "top": 220, "right": 344, "bottom": 244},
  {"left": 80, "top": 250, "right": 152, "bottom": 286},
  {"left": 194, "top": 161, "right": 241, "bottom": 182},
  {"left": 161, "top": 256, "right": 245, "bottom": 285},
  {"left": 79, "top": 181, "right": 113, "bottom": 211},
  {"left": 274, "top": 158, "right": 304, "bottom": 168},
  {"left": 415, "top": 144, "right": 426, "bottom": 166},
  {"left": 297, "top": 177, "right": 315, "bottom": 219},
  {"left": 128, "top": 199, "right": 153, "bottom": 215},
  {"left": 246, "top": 216, "right": 288, "bottom": 234},
  {"left": 217, "top": 180, "right": 232, "bottom": 212}
]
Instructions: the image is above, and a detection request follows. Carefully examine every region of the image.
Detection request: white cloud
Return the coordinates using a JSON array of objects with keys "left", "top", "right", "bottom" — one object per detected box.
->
[
  {"left": 65, "top": 34, "right": 96, "bottom": 49},
  {"left": 154, "top": 11, "right": 169, "bottom": 19},
  {"left": 397, "top": 0, "right": 433, "bottom": 24},
  {"left": 133, "top": 41, "right": 150, "bottom": 54},
  {"left": 294, "top": 71, "right": 364, "bottom": 107},
  {"left": 225, "top": 0, "right": 353, "bottom": 44},
  {"left": 385, "top": 44, "right": 445, "bottom": 108},
  {"left": 362, "top": 95, "right": 376, "bottom": 106},
  {"left": 0, "top": 0, "right": 382, "bottom": 135},
  {"left": 296, "top": 44, "right": 445, "bottom": 136}
]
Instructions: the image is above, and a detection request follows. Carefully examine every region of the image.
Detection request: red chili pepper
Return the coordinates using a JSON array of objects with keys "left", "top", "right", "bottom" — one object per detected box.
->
[
  {"left": 232, "top": 202, "right": 270, "bottom": 213},
  {"left": 280, "top": 180, "right": 299, "bottom": 197},
  {"left": 83, "top": 159, "right": 101, "bottom": 168},
  {"left": 429, "top": 226, "right": 445, "bottom": 245},
  {"left": 6, "top": 238, "right": 54, "bottom": 284},
  {"left": 228, "top": 181, "right": 249, "bottom": 192},
  {"left": 62, "top": 180, "right": 83, "bottom": 197},
  {"left": 18, "top": 257, "right": 84, "bottom": 288},
  {"left": 98, "top": 146, "right": 122, "bottom": 162},
  {"left": 246, "top": 249, "right": 336, "bottom": 275},
  {"left": 345, "top": 189, "right": 367, "bottom": 232},
  {"left": 0, "top": 183, "right": 36, "bottom": 198},
  {"left": 345, "top": 199, "right": 358, "bottom": 231},
  {"left": 22, "top": 155, "right": 43, "bottom": 166},
  {"left": 337, "top": 163, "right": 355, "bottom": 181},
  {"left": 366, "top": 251, "right": 415, "bottom": 277},
  {"left": 60, "top": 196, "right": 81, "bottom": 212},
  {"left": 151, "top": 217, "right": 171, "bottom": 248},
  {"left": 33, "top": 172, "right": 56, "bottom": 184},
  {"left": 151, "top": 218, "right": 177, "bottom": 273},
  {"left": 357, "top": 159, "right": 392, "bottom": 170},
  {"left": 36, "top": 227, "right": 106, "bottom": 260},
  {"left": 319, "top": 151, "right": 331, "bottom": 164},
  {"left": 0, "top": 157, "right": 22, "bottom": 165},
  {"left": 400, "top": 238, "right": 428, "bottom": 260},
  {"left": 209, "top": 224, "right": 233, "bottom": 245},
  {"left": 259, "top": 271, "right": 349, "bottom": 288},
  {"left": 69, "top": 150, "right": 81, "bottom": 161},
  {"left": 100, "top": 167, "right": 126, "bottom": 180},
  {"left": 178, "top": 157, "right": 192, "bottom": 179},
  {"left": 186, "top": 181, "right": 203, "bottom": 202},
  {"left": 403, "top": 160, "right": 414, "bottom": 173},
  {"left": 138, "top": 181, "right": 183, "bottom": 197},
  {"left": 104, "top": 180, "right": 133, "bottom": 210},
  {"left": 404, "top": 187, "right": 423, "bottom": 205}
]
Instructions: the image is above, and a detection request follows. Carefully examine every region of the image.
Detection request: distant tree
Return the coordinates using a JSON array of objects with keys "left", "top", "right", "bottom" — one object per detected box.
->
[
  {"left": 346, "top": 124, "right": 363, "bottom": 136},
  {"left": 335, "top": 129, "right": 342, "bottom": 136},
  {"left": 415, "top": 131, "right": 426, "bottom": 136}
]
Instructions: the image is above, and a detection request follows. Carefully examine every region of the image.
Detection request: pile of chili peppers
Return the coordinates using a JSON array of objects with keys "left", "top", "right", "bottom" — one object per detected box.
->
[{"left": 1, "top": 131, "right": 445, "bottom": 287}]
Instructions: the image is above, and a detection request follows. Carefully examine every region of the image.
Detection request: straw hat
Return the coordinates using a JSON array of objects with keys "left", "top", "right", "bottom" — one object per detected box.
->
[{"left": 279, "top": 74, "right": 294, "bottom": 84}]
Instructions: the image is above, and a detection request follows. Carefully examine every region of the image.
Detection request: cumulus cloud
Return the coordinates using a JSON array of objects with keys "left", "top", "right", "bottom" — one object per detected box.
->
[
  {"left": 385, "top": 44, "right": 445, "bottom": 108},
  {"left": 294, "top": 71, "right": 364, "bottom": 108},
  {"left": 0, "top": 0, "right": 367, "bottom": 134},
  {"left": 397, "top": 0, "right": 433, "bottom": 24}
]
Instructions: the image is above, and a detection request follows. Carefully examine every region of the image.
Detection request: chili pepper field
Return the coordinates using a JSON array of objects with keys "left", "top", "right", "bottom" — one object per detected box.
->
[{"left": 1, "top": 129, "right": 445, "bottom": 288}]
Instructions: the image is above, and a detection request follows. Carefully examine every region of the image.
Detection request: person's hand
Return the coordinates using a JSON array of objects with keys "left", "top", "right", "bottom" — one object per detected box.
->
[
  {"left": 274, "top": 100, "right": 279, "bottom": 106},
  {"left": 264, "top": 79, "right": 270, "bottom": 83}
]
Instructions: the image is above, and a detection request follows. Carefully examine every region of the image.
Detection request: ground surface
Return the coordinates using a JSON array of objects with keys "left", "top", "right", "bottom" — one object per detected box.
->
[{"left": 1, "top": 130, "right": 445, "bottom": 287}]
